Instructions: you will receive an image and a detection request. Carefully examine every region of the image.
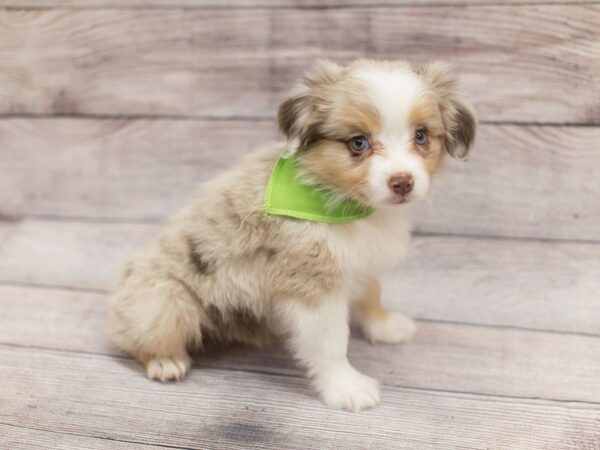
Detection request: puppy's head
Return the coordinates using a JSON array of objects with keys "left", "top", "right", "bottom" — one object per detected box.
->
[{"left": 277, "top": 59, "right": 476, "bottom": 207}]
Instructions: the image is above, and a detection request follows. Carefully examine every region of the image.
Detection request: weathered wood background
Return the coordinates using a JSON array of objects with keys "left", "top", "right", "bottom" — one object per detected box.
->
[{"left": 1, "top": 1, "right": 599, "bottom": 449}]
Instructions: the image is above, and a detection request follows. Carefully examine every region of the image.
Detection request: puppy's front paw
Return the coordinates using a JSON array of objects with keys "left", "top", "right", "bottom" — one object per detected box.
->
[
  {"left": 146, "top": 356, "right": 191, "bottom": 382},
  {"left": 316, "top": 364, "right": 380, "bottom": 412},
  {"left": 361, "top": 312, "right": 417, "bottom": 344}
]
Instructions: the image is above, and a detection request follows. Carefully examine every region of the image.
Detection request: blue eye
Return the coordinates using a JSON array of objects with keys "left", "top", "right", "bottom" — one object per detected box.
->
[
  {"left": 415, "top": 129, "right": 428, "bottom": 145},
  {"left": 348, "top": 135, "right": 370, "bottom": 153}
]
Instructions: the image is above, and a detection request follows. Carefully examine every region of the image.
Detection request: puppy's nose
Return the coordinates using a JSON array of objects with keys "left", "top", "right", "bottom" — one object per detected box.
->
[{"left": 388, "top": 173, "right": 414, "bottom": 195}]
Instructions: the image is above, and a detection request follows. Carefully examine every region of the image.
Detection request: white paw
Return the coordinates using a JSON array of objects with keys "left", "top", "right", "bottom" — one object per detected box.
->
[
  {"left": 146, "top": 356, "right": 191, "bottom": 382},
  {"left": 315, "top": 363, "right": 380, "bottom": 412},
  {"left": 361, "top": 312, "right": 417, "bottom": 344}
]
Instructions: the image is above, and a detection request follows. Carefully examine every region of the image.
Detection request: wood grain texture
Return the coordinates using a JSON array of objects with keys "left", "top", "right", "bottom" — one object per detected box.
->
[
  {"left": 0, "top": 119, "right": 279, "bottom": 221},
  {"left": 0, "top": 424, "right": 166, "bottom": 450},
  {"left": 0, "top": 220, "right": 158, "bottom": 290},
  {"left": 2, "top": 283, "right": 600, "bottom": 403},
  {"left": 0, "top": 219, "right": 598, "bottom": 334},
  {"left": 384, "top": 236, "right": 600, "bottom": 334},
  {"left": 414, "top": 125, "right": 600, "bottom": 241},
  {"left": 0, "top": 7, "right": 598, "bottom": 122},
  {"left": 2, "top": 346, "right": 599, "bottom": 449},
  {"left": 0, "top": 285, "right": 108, "bottom": 352},
  {"left": 2, "top": 119, "right": 599, "bottom": 240}
]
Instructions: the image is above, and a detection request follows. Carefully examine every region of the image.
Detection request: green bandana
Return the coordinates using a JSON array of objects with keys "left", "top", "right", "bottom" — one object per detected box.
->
[{"left": 264, "top": 155, "right": 374, "bottom": 224}]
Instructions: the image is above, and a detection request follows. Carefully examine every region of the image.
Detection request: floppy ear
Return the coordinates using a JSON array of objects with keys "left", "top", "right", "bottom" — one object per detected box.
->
[
  {"left": 447, "top": 98, "right": 477, "bottom": 159},
  {"left": 277, "top": 87, "right": 312, "bottom": 157},
  {"left": 417, "top": 62, "right": 477, "bottom": 159},
  {"left": 277, "top": 59, "right": 342, "bottom": 157}
]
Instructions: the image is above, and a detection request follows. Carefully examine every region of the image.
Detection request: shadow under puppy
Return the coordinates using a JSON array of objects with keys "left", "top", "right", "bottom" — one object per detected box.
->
[{"left": 108, "top": 59, "right": 476, "bottom": 411}]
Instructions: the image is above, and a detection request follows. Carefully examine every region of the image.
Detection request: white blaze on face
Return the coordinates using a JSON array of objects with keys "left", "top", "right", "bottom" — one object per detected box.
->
[{"left": 356, "top": 66, "right": 432, "bottom": 206}]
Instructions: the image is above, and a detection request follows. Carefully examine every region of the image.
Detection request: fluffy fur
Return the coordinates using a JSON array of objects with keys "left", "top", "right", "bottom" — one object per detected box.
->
[{"left": 108, "top": 59, "right": 476, "bottom": 411}]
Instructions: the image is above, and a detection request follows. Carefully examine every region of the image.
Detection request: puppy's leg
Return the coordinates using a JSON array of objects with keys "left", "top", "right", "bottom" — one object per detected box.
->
[
  {"left": 353, "top": 279, "right": 417, "bottom": 344},
  {"left": 276, "top": 294, "right": 380, "bottom": 412},
  {"left": 109, "top": 278, "right": 201, "bottom": 382}
]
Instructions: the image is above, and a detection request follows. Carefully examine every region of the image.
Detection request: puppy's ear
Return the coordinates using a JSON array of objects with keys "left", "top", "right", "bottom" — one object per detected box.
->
[
  {"left": 277, "top": 87, "right": 312, "bottom": 157},
  {"left": 447, "top": 98, "right": 477, "bottom": 159},
  {"left": 277, "top": 59, "right": 342, "bottom": 157},
  {"left": 417, "top": 62, "right": 477, "bottom": 159}
]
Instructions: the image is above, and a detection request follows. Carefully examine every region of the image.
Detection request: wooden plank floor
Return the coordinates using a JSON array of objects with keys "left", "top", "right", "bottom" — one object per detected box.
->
[{"left": 0, "top": 217, "right": 599, "bottom": 449}]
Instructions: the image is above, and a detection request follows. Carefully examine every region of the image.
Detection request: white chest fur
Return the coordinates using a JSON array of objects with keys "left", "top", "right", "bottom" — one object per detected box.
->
[{"left": 323, "top": 207, "right": 412, "bottom": 280}]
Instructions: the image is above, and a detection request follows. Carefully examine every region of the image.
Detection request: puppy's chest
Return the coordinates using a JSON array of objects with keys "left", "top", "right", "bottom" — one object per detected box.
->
[{"left": 325, "top": 213, "right": 411, "bottom": 277}]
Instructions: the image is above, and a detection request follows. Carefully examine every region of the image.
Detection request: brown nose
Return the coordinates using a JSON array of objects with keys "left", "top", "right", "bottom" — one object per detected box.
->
[{"left": 388, "top": 173, "right": 414, "bottom": 196}]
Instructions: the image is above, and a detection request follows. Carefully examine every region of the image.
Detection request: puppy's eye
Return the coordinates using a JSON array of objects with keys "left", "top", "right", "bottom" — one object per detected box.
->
[
  {"left": 415, "top": 129, "right": 428, "bottom": 145},
  {"left": 348, "top": 135, "right": 371, "bottom": 154}
]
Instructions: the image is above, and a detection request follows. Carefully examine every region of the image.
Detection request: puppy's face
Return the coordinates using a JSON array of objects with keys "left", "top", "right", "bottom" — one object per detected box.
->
[{"left": 278, "top": 60, "right": 476, "bottom": 207}]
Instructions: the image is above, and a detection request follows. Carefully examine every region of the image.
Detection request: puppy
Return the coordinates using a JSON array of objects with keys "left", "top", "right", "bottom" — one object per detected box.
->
[{"left": 108, "top": 59, "right": 476, "bottom": 411}]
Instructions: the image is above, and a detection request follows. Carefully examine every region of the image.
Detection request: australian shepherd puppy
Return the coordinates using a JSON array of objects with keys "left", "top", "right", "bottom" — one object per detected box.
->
[{"left": 108, "top": 59, "right": 476, "bottom": 411}]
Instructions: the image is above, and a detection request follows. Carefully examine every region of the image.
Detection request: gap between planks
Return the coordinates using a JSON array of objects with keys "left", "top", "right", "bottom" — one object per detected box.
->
[
  {"left": 0, "top": 422, "right": 187, "bottom": 450},
  {"left": 0, "top": 113, "right": 598, "bottom": 127},
  {"left": 2, "top": 1, "right": 600, "bottom": 10},
  {"left": 3, "top": 215, "right": 600, "bottom": 247}
]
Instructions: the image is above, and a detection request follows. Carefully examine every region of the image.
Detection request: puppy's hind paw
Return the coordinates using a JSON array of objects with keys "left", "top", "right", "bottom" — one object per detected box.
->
[
  {"left": 361, "top": 312, "right": 417, "bottom": 344},
  {"left": 146, "top": 356, "right": 191, "bottom": 382}
]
